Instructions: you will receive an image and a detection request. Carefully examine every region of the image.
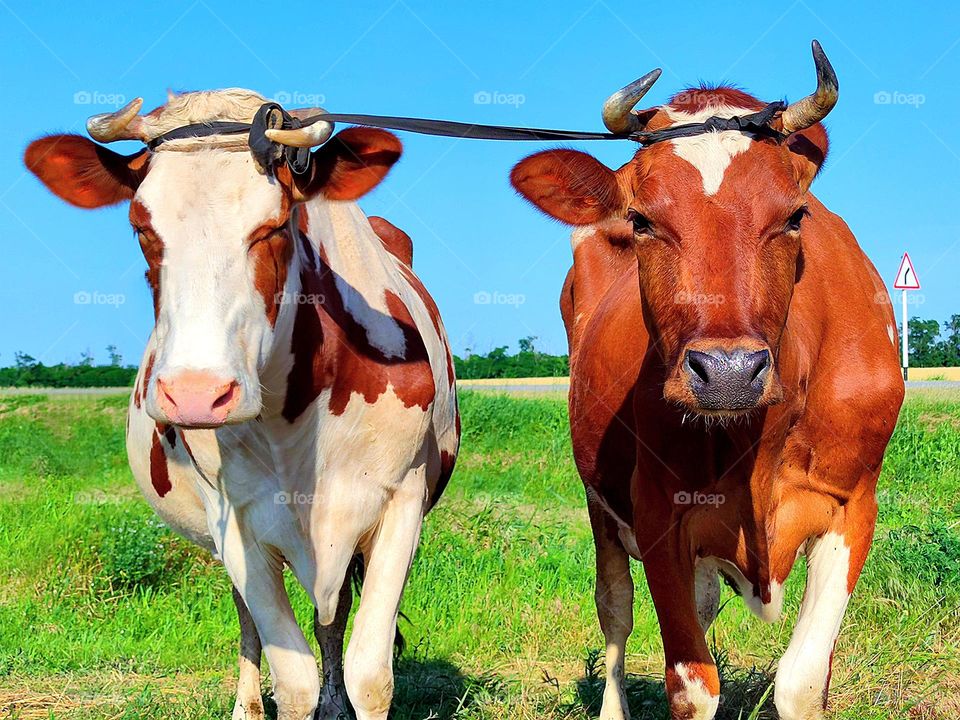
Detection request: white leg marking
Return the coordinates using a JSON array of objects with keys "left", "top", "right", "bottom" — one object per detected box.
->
[
  {"left": 694, "top": 560, "right": 721, "bottom": 634},
  {"left": 588, "top": 495, "right": 635, "bottom": 720},
  {"left": 775, "top": 531, "right": 851, "bottom": 720},
  {"left": 344, "top": 462, "right": 427, "bottom": 720},
  {"left": 217, "top": 514, "right": 319, "bottom": 720},
  {"left": 597, "top": 563, "right": 633, "bottom": 720},
  {"left": 672, "top": 663, "right": 721, "bottom": 720}
]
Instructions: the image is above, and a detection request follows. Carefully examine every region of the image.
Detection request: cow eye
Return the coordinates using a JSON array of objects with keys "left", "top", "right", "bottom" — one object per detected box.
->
[
  {"left": 785, "top": 206, "right": 809, "bottom": 233},
  {"left": 627, "top": 209, "right": 652, "bottom": 235}
]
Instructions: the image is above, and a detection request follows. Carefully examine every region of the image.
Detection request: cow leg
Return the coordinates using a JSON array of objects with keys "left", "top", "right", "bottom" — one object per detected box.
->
[
  {"left": 774, "top": 498, "right": 877, "bottom": 720},
  {"left": 220, "top": 541, "right": 320, "bottom": 720},
  {"left": 344, "top": 464, "right": 426, "bottom": 720},
  {"left": 315, "top": 566, "right": 354, "bottom": 720},
  {"left": 587, "top": 498, "right": 634, "bottom": 720},
  {"left": 232, "top": 586, "right": 265, "bottom": 720},
  {"left": 644, "top": 548, "right": 720, "bottom": 720},
  {"left": 694, "top": 563, "right": 720, "bottom": 634}
]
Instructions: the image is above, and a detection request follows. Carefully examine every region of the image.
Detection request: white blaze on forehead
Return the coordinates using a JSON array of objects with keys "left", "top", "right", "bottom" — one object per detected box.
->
[
  {"left": 137, "top": 148, "right": 284, "bottom": 373},
  {"left": 663, "top": 105, "right": 757, "bottom": 196}
]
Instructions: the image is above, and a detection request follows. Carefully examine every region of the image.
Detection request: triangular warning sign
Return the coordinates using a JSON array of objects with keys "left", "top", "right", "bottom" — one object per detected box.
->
[{"left": 894, "top": 252, "right": 921, "bottom": 290}]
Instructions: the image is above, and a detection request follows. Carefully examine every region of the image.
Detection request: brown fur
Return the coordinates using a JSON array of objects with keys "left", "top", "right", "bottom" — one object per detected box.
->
[{"left": 512, "top": 86, "right": 904, "bottom": 716}]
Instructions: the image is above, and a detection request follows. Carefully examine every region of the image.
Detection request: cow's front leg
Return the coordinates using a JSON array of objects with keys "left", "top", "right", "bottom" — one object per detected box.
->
[
  {"left": 587, "top": 498, "right": 634, "bottom": 720},
  {"left": 643, "top": 543, "right": 720, "bottom": 720},
  {"left": 775, "top": 497, "right": 877, "bottom": 720},
  {"left": 315, "top": 559, "right": 355, "bottom": 720},
  {"left": 344, "top": 464, "right": 426, "bottom": 720},
  {"left": 220, "top": 542, "right": 320, "bottom": 720},
  {"left": 232, "top": 586, "right": 265, "bottom": 720}
]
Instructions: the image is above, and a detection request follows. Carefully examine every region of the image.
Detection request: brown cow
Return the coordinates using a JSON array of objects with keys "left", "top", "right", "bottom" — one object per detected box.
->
[{"left": 511, "top": 42, "right": 904, "bottom": 720}]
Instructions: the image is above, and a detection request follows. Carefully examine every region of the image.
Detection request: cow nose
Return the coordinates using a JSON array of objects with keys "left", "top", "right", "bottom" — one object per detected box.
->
[
  {"left": 155, "top": 370, "right": 241, "bottom": 427},
  {"left": 683, "top": 348, "right": 771, "bottom": 410}
]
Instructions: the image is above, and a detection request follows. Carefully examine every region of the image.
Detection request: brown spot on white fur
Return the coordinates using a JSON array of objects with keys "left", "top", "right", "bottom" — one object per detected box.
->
[{"left": 282, "top": 242, "right": 434, "bottom": 421}]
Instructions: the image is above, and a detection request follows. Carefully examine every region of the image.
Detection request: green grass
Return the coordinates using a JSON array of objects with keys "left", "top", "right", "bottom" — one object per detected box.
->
[{"left": 0, "top": 390, "right": 958, "bottom": 719}]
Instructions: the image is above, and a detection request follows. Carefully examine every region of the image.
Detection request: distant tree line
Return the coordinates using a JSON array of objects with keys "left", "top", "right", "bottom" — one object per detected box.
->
[
  {"left": 454, "top": 336, "right": 569, "bottom": 379},
  {"left": 0, "top": 346, "right": 137, "bottom": 388},
  {"left": 907, "top": 315, "right": 960, "bottom": 367},
  {"left": 1, "top": 318, "right": 957, "bottom": 387}
]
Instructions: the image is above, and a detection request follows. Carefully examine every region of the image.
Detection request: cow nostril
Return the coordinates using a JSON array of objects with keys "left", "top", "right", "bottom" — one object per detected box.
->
[
  {"left": 685, "top": 352, "right": 711, "bottom": 383},
  {"left": 212, "top": 382, "right": 239, "bottom": 411},
  {"left": 157, "top": 378, "right": 178, "bottom": 409},
  {"left": 748, "top": 351, "right": 771, "bottom": 383}
]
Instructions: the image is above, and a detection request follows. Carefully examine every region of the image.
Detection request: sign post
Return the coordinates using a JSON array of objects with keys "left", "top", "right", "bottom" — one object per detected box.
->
[{"left": 893, "top": 252, "right": 921, "bottom": 380}]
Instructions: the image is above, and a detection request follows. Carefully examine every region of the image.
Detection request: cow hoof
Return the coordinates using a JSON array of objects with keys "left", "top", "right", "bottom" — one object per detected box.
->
[
  {"left": 598, "top": 682, "right": 630, "bottom": 720},
  {"left": 774, "top": 681, "right": 826, "bottom": 720},
  {"left": 232, "top": 694, "right": 265, "bottom": 720},
  {"left": 666, "top": 663, "right": 719, "bottom": 720},
  {"left": 317, "top": 687, "right": 353, "bottom": 720}
]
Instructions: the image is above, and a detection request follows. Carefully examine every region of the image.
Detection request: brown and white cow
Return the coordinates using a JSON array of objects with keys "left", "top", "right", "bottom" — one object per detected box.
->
[
  {"left": 511, "top": 43, "right": 904, "bottom": 720},
  {"left": 25, "top": 89, "right": 459, "bottom": 720}
]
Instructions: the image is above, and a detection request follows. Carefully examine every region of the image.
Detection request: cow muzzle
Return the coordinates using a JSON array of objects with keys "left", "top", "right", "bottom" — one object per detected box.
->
[
  {"left": 665, "top": 341, "right": 783, "bottom": 415},
  {"left": 154, "top": 369, "right": 245, "bottom": 428}
]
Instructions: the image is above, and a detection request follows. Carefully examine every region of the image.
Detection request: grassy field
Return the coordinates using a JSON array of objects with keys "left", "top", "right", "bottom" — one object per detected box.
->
[{"left": 0, "top": 390, "right": 957, "bottom": 719}]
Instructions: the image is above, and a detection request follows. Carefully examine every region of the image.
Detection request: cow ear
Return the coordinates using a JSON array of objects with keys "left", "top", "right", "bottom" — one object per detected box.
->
[
  {"left": 303, "top": 127, "right": 402, "bottom": 201},
  {"left": 24, "top": 134, "right": 148, "bottom": 209},
  {"left": 510, "top": 149, "right": 626, "bottom": 226},
  {"left": 786, "top": 124, "right": 829, "bottom": 192}
]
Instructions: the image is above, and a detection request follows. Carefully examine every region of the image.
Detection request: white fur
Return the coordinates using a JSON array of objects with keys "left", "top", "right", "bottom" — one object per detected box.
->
[
  {"left": 775, "top": 531, "right": 851, "bottom": 720},
  {"left": 697, "top": 556, "right": 785, "bottom": 623},
  {"left": 138, "top": 148, "right": 284, "bottom": 423},
  {"left": 306, "top": 201, "right": 407, "bottom": 359},
  {"left": 139, "top": 89, "right": 270, "bottom": 143},
  {"left": 694, "top": 560, "right": 721, "bottom": 633},
  {"left": 672, "top": 662, "right": 720, "bottom": 720},
  {"left": 663, "top": 105, "right": 756, "bottom": 196},
  {"left": 589, "top": 486, "right": 642, "bottom": 560},
  {"left": 571, "top": 224, "right": 595, "bottom": 251},
  {"left": 125, "top": 95, "right": 457, "bottom": 720}
]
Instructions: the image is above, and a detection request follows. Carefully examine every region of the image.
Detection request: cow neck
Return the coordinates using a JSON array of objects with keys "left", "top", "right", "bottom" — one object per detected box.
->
[
  {"left": 301, "top": 198, "right": 409, "bottom": 361},
  {"left": 254, "top": 196, "right": 410, "bottom": 421}
]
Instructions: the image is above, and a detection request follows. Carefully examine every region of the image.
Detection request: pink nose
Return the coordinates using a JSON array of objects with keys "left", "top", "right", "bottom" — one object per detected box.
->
[{"left": 155, "top": 370, "right": 241, "bottom": 427}]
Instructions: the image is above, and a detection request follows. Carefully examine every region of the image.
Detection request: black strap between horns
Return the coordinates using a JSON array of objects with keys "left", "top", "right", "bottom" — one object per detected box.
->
[{"left": 145, "top": 101, "right": 789, "bottom": 170}]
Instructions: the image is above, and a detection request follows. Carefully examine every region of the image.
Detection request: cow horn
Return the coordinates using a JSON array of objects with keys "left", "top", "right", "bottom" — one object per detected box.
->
[
  {"left": 86, "top": 97, "right": 148, "bottom": 142},
  {"left": 265, "top": 108, "right": 335, "bottom": 148},
  {"left": 601, "top": 68, "right": 662, "bottom": 134},
  {"left": 781, "top": 40, "right": 839, "bottom": 134}
]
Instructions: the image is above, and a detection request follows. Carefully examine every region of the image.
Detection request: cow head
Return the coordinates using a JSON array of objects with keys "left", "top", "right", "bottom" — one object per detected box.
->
[
  {"left": 512, "top": 42, "right": 836, "bottom": 418},
  {"left": 25, "top": 89, "right": 401, "bottom": 428}
]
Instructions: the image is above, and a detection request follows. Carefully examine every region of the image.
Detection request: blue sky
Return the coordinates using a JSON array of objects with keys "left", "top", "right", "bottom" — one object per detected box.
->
[{"left": 1, "top": 0, "right": 958, "bottom": 366}]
